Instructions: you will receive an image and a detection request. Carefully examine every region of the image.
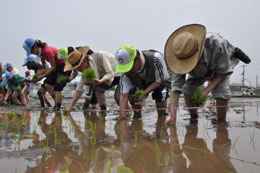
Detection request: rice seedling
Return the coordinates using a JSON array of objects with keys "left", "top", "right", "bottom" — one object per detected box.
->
[
  {"left": 108, "top": 157, "right": 112, "bottom": 173},
  {"left": 57, "top": 75, "right": 68, "bottom": 84},
  {"left": 159, "top": 126, "right": 164, "bottom": 138},
  {"left": 117, "top": 166, "right": 133, "bottom": 173},
  {"left": 249, "top": 129, "right": 255, "bottom": 144},
  {"left": 32, "top": 74, "right": 38, "bottom": 81},
  {"left": 17, "top": 128, "right": 21, "bottom": 149},
  {"left": 231, "top": 137, "right": 239, "bottom": 156},
  {"left": 17, "top": 86, "right": 22, "bottom": 94},
  {"left": 83, "top": 68, "right": 96, "bottom": 82},
  {"left": 3, "top": 115, "right": 9, "bottom": 130},
  {"left": 88, "top": 121, "right": 96, "bottom": 149},
  {"left": 203, "top": 145, "right": 207, "bottom": 160},
  {"left": 132, "top": 128, "right": 138, "bottom": 145},
  {"left": 133, "top": 90, "right": 145, "bottom": 99},
  {"left": 46, "top": 136, "right": 49, "bottom": 155},
  {"left": 114, "top": 122, "right": 120, "bottom": 134},
  {"left": 191, "top": 87, "right": 207, "bottom": 106},
  {"left": 249, "top": 129, "right": 256, "bottom": 151},
  {"left": 155, "top": 141, "right": 166, "bottom": 167},
  {"left": 54, "top": 128, "right": 57, "bottom": 147}
]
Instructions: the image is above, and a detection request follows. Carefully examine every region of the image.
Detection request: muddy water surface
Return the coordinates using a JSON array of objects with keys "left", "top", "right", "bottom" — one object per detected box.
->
[{"left": 0, "top": 98, "right": 260, "bottom": 173}]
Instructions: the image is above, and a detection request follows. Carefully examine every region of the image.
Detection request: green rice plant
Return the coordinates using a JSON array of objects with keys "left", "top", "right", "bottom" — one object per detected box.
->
[
  {"left": 17, "top": 128, "right": 21, "bottom": 149},
  {"left": 231, "top": 137, "right": 239, "bottom": 156},
  {"left": 249, "top": 130, "right": 256, "bottom": 151},
  {"left": 54, "top": 128, "right": 57, "bottom": 147},
  {"left": 108, "top": 157, "right": 112, "bottom": 173},
  {"left": 32, "top": 74, "right": 38, "bottom": 81},
  {"left": 3, "top": 115, "right": 9, "bottom": 130},
  {"left": 132, "top": 128, "right": 138, "bottom": 145},
  {"left": 203, "top": 145, "right": 207, "bottom": 160},
  {"left": 133, "top": 90, "right": 145, "bottom": 99},
  {"left": 155, "top": 142, "right": 166, "bottom": 167},
  {"left": 191, "top": 87, "right": 207, "bottom": 106},
  {"left": 57, "top": 75, "right": 68, "bottom": 84},
  {"left": 17, "top": 86, "right": 22, "bottom": 94},
  {"left": 83, "top": 68, "right": 96, "bottom": 83},
  {"left": 89, "top": 121, "right": 96, "bottom": 149},
  {"left": 159, "top": 126, "right": 164, "bottom": 138},
  {"left": 46, "top": 136, "right": 49, "bottom": 155},
  {"left": 249, "top": 130, "right": 255, "bottom": 144},
  {"left": 117, "top": 166, "right": 133, "bottom": 173}
]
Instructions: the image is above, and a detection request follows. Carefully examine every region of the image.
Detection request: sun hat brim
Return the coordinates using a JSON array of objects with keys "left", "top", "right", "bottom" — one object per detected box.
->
[
  {"left": 164, "top": 24, "right": 206, "bottom": 74},
  {"left": 64, "top": 46, "right": 89, "bottom": 72}
]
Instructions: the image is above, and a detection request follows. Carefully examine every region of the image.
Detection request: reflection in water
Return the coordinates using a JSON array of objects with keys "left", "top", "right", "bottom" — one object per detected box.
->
[
  {"left": 1, "top": 107, "right": 260, "bottom": 172},
  {"left": 182, "top": 120, "right": 236, "bottom": 173}
]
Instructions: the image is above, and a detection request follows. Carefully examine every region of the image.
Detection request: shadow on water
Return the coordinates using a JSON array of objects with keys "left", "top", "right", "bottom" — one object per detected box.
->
[{"left": 0, "top": 98, "right": 260, "bottom": 172}]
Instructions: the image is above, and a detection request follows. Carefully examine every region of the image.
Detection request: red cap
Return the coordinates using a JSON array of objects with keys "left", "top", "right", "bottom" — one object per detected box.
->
[{"left": 25, "top": 71, "right": 30, "bottom": 74}]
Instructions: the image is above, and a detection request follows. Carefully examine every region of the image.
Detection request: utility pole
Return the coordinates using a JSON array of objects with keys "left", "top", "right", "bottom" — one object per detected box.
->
[
  {"left": 242, "top": 65, "right": 246, "bottom": 92},
  {"left": 257, "top": 75, "right": 258, "bottom": 88}
]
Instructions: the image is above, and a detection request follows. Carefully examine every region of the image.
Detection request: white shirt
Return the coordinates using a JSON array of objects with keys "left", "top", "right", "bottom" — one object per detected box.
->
[
  {"left": 120, "top": 52, "right": 170, "bottom": 93},
  {"left": 10, "top": 68, "right": 19, "bottom": 76},
  {"left": 76, "top": 50, "right": 119, "bottom": 93}
]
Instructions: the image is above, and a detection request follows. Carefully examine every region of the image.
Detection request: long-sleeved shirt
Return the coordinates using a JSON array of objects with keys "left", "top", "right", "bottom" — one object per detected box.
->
[
  {"left": 171, "top": 32, "right": 239, "bottom": 92},
  {"left": 76, "top": 50, "right": 119, "bottom": 93}
]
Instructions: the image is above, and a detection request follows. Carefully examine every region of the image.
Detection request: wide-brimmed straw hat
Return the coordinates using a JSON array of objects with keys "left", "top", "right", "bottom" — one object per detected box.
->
[
  {"left": 64, "top": 46, "right": 89, "bottom": 72},
  {"left": 164, "top": 24, "right": 206, "bottom": 74}
]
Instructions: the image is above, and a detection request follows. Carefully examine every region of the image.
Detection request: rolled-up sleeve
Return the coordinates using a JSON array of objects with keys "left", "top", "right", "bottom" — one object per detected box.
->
[
  {"left": 101, "top": 54, "right": 114, "bottom": 82},
  {"left": 171, "top": 73, "right": 186, "bottom": 92},
  {"left": 206, "top": 33, "right": 239, "bottom": 75}
]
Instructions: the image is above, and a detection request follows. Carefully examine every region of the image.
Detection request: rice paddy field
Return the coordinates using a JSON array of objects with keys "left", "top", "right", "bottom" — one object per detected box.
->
[{"left": 0, "top": 96, "right": 260, "bottom": 173}]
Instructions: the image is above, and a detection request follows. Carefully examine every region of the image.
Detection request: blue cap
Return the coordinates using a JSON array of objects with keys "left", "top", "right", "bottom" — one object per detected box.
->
[
  {"left": 23, "top": 38, "right": 35, "bottom": 56},
  {"left": 1, "top": 72, "right": 13, "bottom": 85},
  {"left": 3, "top": 63, "right": 12, "bottom": 71},
  {"left": 23, "top": 54, "right": 36, "bottom": 66}
]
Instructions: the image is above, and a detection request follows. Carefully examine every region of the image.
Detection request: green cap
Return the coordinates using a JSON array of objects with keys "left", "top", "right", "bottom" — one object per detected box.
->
[
  {"left": 58, "top": 47, "right": 69, "bottom": 60},
  {"left": 115, "top": 45, "right": 137, "bottom": 73}
]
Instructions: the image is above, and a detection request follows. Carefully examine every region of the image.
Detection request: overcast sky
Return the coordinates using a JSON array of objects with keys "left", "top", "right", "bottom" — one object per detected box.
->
[{"left": 1, "top": 0, "right": 259, "bottom": 86}]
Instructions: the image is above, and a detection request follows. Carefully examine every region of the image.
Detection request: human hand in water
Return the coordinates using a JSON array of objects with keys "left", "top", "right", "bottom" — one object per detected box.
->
[{"left": 64, "top": 107, "right": 72, "bottom": 115}]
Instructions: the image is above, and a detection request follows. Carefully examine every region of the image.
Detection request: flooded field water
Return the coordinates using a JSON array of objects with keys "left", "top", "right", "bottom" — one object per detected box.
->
[{"left": 0, "top": 97, "right": 260, "bottom": 173}]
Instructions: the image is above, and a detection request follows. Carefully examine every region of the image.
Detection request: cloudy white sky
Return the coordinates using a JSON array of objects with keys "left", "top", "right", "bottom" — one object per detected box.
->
[{"left": 0, "top": 0, "right": 259, "bottom": 86}]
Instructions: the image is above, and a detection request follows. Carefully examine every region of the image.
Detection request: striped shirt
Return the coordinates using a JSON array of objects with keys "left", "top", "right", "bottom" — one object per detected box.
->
[{"left": 120, "top": 52, "right": 169, "bottom": 93}]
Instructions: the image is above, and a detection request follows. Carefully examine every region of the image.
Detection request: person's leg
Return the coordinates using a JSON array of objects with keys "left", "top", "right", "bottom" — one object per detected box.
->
[
  {"left": 95, "top": 90, "right": 107, "bottom": 115},
  {"left": 12, "top": 91, "right": 21, "bottom": 105},
  {"left": 184, "top": 93, "right": 198, "bottom": 118},
  {"left": 216, "top": 98, "right": 228, "bottom": 121},
  {"left": 20, "top": 92, "right": 27, "bottom": 105},
  {"left": 25, "top": 93, "right": 30, "bottom": 104},
  {"left": 155, "top": 100, "right": 167, "bottom": 117},
  {"left": 90, "top": 91, "right": 97, "bottom": 108},
  {"left": 152, "top": 85, "right": 169, "bottom": 117},
  {"left": 37, "top": 89, "right": 45, "bottom": 107},
  {"left": 96, "top": 90, "right": 106, "bottom": 107},
  {"left": 55, "top": 91, "right": 62, "bottom": 110},
  {"left": 211, "top": 75, "right": 231, "bottom": 122},
  {"left": 45, "top": 84, "right": 55, "bottom": 100},
  {"left": 132, "top": 104, "right": 142, "bottom": 119}
]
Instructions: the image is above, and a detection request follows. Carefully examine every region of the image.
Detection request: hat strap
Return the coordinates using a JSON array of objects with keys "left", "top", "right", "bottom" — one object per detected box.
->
[{"left": 71, "top": 53, "right": 83, "bottom": 68}]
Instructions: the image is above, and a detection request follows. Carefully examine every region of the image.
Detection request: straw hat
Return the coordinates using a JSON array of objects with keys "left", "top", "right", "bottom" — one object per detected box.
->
[
  {"left": 164, "top": 24, "right": 206, "bottom": 74},
  {"left": 64, "top": 46, "right": 89, "bottom": 72}
]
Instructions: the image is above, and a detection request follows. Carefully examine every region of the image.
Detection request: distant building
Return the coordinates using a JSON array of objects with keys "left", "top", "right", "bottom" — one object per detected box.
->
[{"left": 230, "top": 83, "right": 246, "bottom": 95}]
